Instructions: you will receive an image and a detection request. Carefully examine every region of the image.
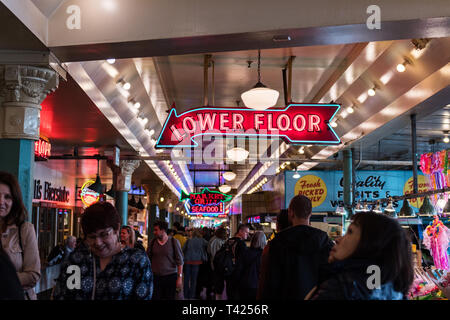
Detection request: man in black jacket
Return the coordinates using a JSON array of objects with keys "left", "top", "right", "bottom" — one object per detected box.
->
[
  {"left": 225, "top": 224, "right": 249, "bottom": 300},
  {"left": 0, "top": 246, "right": 24, "bottom": 300},
  {"left": 258, "top": 195, "right": 334, "bottom": 300}
]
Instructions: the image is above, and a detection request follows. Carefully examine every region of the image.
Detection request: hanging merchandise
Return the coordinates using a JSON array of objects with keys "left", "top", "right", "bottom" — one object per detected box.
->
[
  {"left": 420, "top": 150, "right": 450, "bottom": 207},
  {"left": 422, "top": 216, "right": 450, "bottom": 270}
]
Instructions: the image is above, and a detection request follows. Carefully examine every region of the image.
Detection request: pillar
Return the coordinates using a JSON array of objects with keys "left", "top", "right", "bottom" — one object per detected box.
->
[
  {"left": 114, "top": 160, "right": 140, "bottom": 225},
  {"left": 411, "top": 114, "right": 419, "bottom": 194},
  {"left": 343, "top": 149, "right": 353, "bottom": 219},
  {"left": 0, "top": 65, "right": 58, "bottom": 218},
  {"left": 143, "top": 181, "right": 163, "bottom": 246}
]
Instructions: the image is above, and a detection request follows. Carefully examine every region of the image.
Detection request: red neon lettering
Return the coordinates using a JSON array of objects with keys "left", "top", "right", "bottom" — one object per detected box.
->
[
  {"left": 232, "top": 113, "right": 244, "bottom": 130},
  {"left": 219, "top": 113, "right": 230, "bottom": 130},
  {"left": 277, "top": 114, "right": 291, "bottom": 131},
  {"left": 198, "top": 113, "right": 216, "bottom": 131},
  {"left": 183, "top": 117, "right": 196, "bottom": 134},
  {"left": 308, "top": 114, "right": 321, "bottom": 132},
  {"left": 254, "top": 114, "right": 265, "bottom": 130},
  {"left": 293, "top": 114, "right": 306, "bottom": 131},
  {"left": 267, "top": 114, "right": 276, "bottom": 131},
  {"left": 170, "top": 125, "right": 184, "bottom": 141}
]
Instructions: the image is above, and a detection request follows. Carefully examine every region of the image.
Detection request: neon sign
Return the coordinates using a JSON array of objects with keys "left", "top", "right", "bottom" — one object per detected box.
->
[
  {"left": 35, "top": 137, "right": 51, "bottom": 159},
  {"left": 80, "top": 180, "right": 100, "bottom": 207},
  {"left": 181, "top": 188, "right": 232, "bottom": 216},
  {"left": 156, "top": 103, "right": 340, "bottom": 148}
]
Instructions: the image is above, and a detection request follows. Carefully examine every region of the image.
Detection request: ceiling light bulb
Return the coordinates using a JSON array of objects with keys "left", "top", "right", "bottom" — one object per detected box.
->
[
  {"left": 299, "top": 147, "right": 305, "bottom": 154},
  {"left": 160, "top": 197, "right": 164, "bottom": 202},
  {"left": 123, "top": 82, "right": 131, "bottom": 90},
  {"left": 107, "top": 58, "right": 116, "bottom": 64},
  {"left": 346, "top": 106, "right": 354, "bottom": 114},
  {"left": 293, "top": 172, "right": 300, "bottom": 179},
  {"left": 223, "top": 172, "right": 237, "bottom": 181},
  {"left": 139, "top": 117, "right": 148, "bottom": 126},
  {"left": 226, "top": 147, "right": 249, "bottom": 162},
  {"left": 331, "top": 121, "right": 338, "bottom": 128},
  {"left": 444, "top": 136, "right": 449, "bottom": 143},
  {"left": 134, "top": 102, "right": 141, "bottom": 109},
  {"left": 219, "top": 184, "right": 231, "bottom": 193},
  {"left": 367, "top": 88, "right": 376, "bottom": 96},
  {"left": 396, "top": 63, "right": 406, "bottom": 72}
]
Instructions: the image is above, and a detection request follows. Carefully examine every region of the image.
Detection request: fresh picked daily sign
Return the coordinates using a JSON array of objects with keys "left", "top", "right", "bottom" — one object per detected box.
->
[{"left": 156, "top": 103, "right": 340, "bottom": 147}]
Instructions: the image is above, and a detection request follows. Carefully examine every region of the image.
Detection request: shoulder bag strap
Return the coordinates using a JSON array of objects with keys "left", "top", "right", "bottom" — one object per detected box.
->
[
  {"left": 171, "top": 237, "right": 177, "bottom": 261},
  {"left": 17, "top": 222, "right": 31, "bottom": 300}
]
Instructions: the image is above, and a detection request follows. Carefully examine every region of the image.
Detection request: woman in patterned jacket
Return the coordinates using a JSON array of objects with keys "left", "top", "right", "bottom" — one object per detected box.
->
[{"left": 53, "top": 202, "right": 153, "bottom": 300}]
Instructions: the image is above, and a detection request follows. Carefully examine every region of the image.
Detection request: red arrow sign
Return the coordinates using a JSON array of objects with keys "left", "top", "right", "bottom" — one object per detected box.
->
[{"left": 156, "top": 103, "right": 340, "bottom": 147}]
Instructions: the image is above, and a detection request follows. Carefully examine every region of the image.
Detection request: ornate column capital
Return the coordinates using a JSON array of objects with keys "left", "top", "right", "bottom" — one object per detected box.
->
[
  {"left": 143, "top": 181, "right": 164, "bottom": 205},
  {"left": 0, "top": 65, "right": 58, "bottom": 140},
  {"left": 116, "top": 160, "right": 141, "bottom": 192}
]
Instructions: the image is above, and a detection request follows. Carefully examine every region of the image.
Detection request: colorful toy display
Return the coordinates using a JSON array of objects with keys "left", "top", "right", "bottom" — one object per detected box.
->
[{"left": 423, "top": 216, "right": 450, "bottom": 270}]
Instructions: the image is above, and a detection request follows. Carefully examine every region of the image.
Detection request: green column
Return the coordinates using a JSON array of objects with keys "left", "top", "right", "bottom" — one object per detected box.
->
[
  {"left": 160, "top": 209, "right": 167, "bottom": 223},
  {"left": 168, "top": 211, "right": 173, "bottom": 228},
  {"left": 343, "top": 149, "right": 353, "bottom": 219},
  {"left": 0, "top": 139, "right": 34, "bottom": 220},
  {"left": 147, "top": 204, "right": 158, "bottom": 246},
  {"left": 115, "top": 191, "right": 128, "bottom": 225}
]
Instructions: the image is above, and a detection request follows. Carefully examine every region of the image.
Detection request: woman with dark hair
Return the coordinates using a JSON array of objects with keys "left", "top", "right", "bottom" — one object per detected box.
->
[
  {"left": 308, "top": 212, "right": 414, "bottom": 300},
  {"left": 0, "top": 171, "right": 40, "bottom": 300},
  {"left": 52, "top": 202, "right": 153, "bottom": 300}
]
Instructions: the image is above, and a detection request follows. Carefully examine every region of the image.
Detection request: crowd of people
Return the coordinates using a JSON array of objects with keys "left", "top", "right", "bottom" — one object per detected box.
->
[{"left": 2, "top": 170, "right": 450, "bottom": 300}]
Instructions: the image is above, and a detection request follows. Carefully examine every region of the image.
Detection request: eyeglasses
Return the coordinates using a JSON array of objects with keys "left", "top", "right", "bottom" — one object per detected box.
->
[{"left": 86, "top": 228, "right": 114, "bottom": 243}]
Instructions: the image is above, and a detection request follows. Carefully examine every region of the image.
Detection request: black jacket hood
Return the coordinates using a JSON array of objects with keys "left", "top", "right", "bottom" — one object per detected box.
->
[{"left": 272, "top": 224, "right": 332, "bottom": 255}]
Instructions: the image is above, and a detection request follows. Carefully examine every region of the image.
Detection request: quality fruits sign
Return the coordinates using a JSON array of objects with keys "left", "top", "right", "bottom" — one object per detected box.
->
[{"left": 156, "top": 103, "right": 340, "bottom": 147}]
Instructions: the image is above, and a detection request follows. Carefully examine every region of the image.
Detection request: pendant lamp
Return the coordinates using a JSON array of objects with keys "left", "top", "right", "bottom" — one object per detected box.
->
[
  {"left": 419, "top": 196, "right": 436, "bottom": 216},
  {"left": 335, "top": 203, "right": 345, "bottom": 215},
  {"left": 88, "top": 158, "right": 104, "bottom": 194},
  {"left": 443, "top": 197, "right": 450, "bottom": 214},
  {"left": 226, "top": 147, "right": 249, "bottom": 162},
  {"left": 136, "top": 196, "right": 145, "bottom": 210},
  {"left": 129, "top": 195, "right": 137, "bottom": 208},
  {"left": 219, "top": 184, "right": 231, "bottom": 194},
  {"left": 223, "top": 171, "right": 237, "bottom": 181},
  {"left": 241, "top": 49, "right": 279, "bottom": 110},
  {"left": 436, "top": 194, "right": 447, "bottom": 210},
  {"left": 399, "top": 199, "right": 415, "bottom": 217},
  {"left": 373, "top": 201, "right": 382, "bottom": 214},
  {"left": 362, "top": 201, "right": 370, "bottom": 212},
  {"left": 292, "top": 170, "right": 301, "bottom": 179},
  {"left": 384, "top": 199, "right": 397, "bottom": 218},
  {"left": 354, "top": 200, "right": 363, "bottom": 213},
  {"left": 105, "top": 184, "right": 115, "bottom": 198}
]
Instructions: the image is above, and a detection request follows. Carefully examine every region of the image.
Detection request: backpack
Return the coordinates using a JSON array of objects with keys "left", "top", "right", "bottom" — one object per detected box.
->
[{"left": 213, "top": 239, "right": 238, "bottom": 277}]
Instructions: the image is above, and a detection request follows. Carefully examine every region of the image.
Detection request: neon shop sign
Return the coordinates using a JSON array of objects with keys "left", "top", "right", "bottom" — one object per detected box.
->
[
  {"left": 156, "top": 103, "right": 340, "bottom": 148},
  {"left": 79, "top": 180, "right": 100, "bottom": 207},
  {"left": 35, "top": 137, "right": 51, "bottom": 160},
  {"left": 180, "top": 188, "right": 232, "bottom": 216}
]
